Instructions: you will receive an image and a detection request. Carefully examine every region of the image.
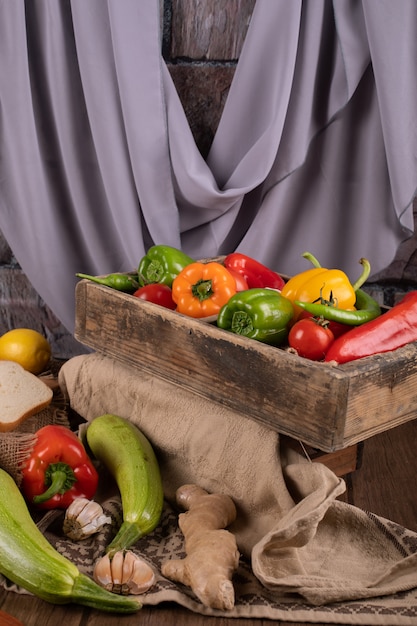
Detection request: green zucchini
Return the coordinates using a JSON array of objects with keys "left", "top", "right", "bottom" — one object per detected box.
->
[
  {"left": 86, "top": 414, "right": 164, "bottom": 559},
  {"left": 0, "top": 468, "right": 140, "bottom": 613}
]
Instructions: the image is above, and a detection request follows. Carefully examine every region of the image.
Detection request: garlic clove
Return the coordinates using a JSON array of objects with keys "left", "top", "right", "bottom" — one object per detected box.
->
[
  {"left": 63, "top": 497, "right": 112, "bottom": 541},
  {"left": 110, "top": 550, "right": 125, "bottom": 594},
  {"left": 93, "top": 553, "right": 114, "bottom": 591},
  {"left": 128, "top": 553, "right": 156, "bottom": 594},
  {"left": 93, "top": 550, "right": 156, "bottom": 595},
  {"left": 121, "top": 549, "right": 136, "bottom": 594}
]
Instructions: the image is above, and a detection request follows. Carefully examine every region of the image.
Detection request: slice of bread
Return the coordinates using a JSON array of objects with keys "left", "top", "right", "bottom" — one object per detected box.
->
[{"left": 0, "top": 360, "right": 54, "bottom": 432}]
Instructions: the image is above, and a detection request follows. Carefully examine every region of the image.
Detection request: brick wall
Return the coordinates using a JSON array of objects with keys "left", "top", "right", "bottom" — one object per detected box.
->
[{"left": 1, "top": 0, "right": 416, "bottom": 357}]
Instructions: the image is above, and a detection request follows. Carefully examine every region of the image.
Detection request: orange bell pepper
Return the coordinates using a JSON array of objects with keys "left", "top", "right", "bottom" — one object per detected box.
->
[{"left": 172, "top": 262, "right": 237, "bottom": 318}]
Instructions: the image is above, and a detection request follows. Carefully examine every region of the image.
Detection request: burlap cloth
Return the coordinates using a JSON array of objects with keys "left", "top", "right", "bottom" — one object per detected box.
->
[{"left": 3, "top": 352, "right": 417, "bottom": 624}]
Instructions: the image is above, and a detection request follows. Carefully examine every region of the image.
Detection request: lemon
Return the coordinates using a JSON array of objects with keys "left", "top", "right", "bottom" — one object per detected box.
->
[{"left": 0, "top": 328, "right": 51, "bottom": 375}]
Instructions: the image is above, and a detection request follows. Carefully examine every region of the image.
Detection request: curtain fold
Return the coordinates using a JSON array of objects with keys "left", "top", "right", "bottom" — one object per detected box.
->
[{"left": 0, "top": 0, "right": 416, "bottom": 332}]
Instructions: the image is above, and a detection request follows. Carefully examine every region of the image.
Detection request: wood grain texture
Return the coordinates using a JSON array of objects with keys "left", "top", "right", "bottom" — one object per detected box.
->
[
  {"left": 0, "top": 608, "right": 24, "bottom": 626},
  {"left": 347, "top": 419, "right": 417, "bottom": 534},
  {"left": 171, "top": 0, "right": 255, "bottom": 60},
  {"left": 0, "top": 269, "right": 84, "bottom": 359},
  {"left": 168, "top": 64, "right": 235, "bottom": 156}
]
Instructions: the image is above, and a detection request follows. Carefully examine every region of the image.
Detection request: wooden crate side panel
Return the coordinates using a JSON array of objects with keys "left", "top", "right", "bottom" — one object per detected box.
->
[
  {"left": 75, "top": 281, "right": 349, "bottom": 451},
  {"left": 341, "top": 345, "right": 417, "bottom": 445}
]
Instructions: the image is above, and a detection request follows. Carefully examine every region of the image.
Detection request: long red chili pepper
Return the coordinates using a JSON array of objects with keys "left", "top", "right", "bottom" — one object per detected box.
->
[
  {"left": 223, "top": 253, "right": 285, "bottom": 290},
  {"left": 20, "top": 425, "right": 99, "bottom": 510},
  {"left": 324, "top": 290, "right": 417, "bottom": 364}
]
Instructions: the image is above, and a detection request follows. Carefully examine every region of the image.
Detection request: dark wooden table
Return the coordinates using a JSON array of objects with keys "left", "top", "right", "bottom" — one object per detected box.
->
[{"left": 1, "top": 418, "right": 417, "bottom": 626}]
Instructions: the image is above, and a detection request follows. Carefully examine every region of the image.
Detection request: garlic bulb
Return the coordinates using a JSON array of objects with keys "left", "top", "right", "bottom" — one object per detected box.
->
[
  {"left": 93, "top": 550, "right": 156, "bottom": 595},
  {"left": 63, "top": 497, "right": 112, "bottom": 540}
]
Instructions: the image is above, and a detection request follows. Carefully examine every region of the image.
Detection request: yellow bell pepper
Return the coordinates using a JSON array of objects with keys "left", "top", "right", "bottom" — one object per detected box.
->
[{"left": 281, "top": 252, "right": 370, "bottom": 319}]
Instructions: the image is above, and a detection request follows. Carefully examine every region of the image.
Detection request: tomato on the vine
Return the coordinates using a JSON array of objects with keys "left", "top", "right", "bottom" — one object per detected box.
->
[
  {"left": 288, "top": 318, "right": 335, "bottom": 361},
  {"left": 133, "top": 283, "right": 176, "bottom": 310}
]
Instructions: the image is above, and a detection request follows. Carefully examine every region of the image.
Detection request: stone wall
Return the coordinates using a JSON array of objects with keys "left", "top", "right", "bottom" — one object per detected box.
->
[{"left": 1, "top": 0, "right": 416, "bottom": 358}]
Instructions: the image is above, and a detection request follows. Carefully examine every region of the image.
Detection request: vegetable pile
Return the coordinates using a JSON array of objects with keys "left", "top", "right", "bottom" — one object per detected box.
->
[
  {"left": 0, "top": 416, "right": 146, "bottom": 614},
  {"left": 0, "top": 414, "right": 167, "bottom": 614},
  {"left": 77, "top": 245, "right": 417, "bottom": 364},
  {"left": 0, "top": 411, "right": 240, "bottom": 613},
  {"left": 0, "top": 414, "right": 166, "bottom": 613}
]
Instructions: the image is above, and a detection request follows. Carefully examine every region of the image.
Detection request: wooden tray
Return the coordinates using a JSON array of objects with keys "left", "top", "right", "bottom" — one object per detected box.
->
[{"left": 75, "top": 279, "right": 417, "bottom": 452}]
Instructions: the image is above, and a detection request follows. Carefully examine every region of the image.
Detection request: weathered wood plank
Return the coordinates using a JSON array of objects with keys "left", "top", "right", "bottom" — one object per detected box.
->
[
  {"left": 347, "top": 419, "right": 417, "bottom": 533},
  {"left": 0, "top": 593, "right": 83, "bottom": 626},
  {"left": 171, "top": 0, "right": 255, "bottom": 60},
  {"left": 168, "top": 64, "right": 235, "bottom": 156},
  {"left": 0, "top": 268, "right": 84, "bottom": 359}
]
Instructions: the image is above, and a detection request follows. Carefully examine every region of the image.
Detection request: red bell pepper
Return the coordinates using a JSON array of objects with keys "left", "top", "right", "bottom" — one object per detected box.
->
[
  {"left": 225, "top": 268, "right": 249, "bottom": 292},
  {"left": 224, "top": 253, "right": 285, "bottom": 290},
  {"left": 20, "top": 425, "right": 99, "bottom": 510},
  {"left": 324, "top": 290, "right": 417, "bottom": 364}
]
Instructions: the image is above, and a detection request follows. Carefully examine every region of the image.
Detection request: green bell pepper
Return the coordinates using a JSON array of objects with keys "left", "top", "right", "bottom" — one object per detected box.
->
[
  {"left": 217, "top": 288, "right": 294, "bottom": 345},
  {"left": 138, "top": 245, "right": 195, "bottom": 287}
]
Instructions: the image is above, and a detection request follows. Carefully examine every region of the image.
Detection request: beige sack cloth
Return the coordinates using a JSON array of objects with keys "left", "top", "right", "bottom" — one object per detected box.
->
[{"left": 58, "top": 353, "right": 417, "bottom": 609}]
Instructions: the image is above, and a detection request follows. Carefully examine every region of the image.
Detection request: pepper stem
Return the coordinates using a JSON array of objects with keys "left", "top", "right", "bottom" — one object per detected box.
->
[
  {"left": 302, "top": 251, "right": 322, "bottom": 268},
  {"left": 351, "top": 258, "right": 371, "bottom": 291},
  {"left": 303, "top": 252, "right": 371, "bottom": 291},
  {"left": 76, "top": 273, "right": 106, "bottom": 285},
  {"left": 33, "top": 462, "right": 77, "bottom": 504},
  {"left": 231, "top": 311, "right": 254, "bottom": 336},
  {"left": 192, "top": 279, "right": 213, "bottom": 301},
  {"left": 145, "top": 260, "right": 164, "bottom": 283}
]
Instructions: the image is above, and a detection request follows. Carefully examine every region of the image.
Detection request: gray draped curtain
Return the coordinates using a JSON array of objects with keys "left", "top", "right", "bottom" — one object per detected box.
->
[{"left": 1, "top": 0, "right": 416, "bottom": 332}]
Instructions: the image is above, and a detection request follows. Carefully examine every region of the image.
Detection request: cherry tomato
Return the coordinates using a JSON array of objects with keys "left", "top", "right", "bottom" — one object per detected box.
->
[
  {"left": 226, "top": 268, "right": 249, "bottom": 292},
  {"left": 133, "top": 284, "right": 176, "bottom": 310},
  {"left": 288, "top": 318, "right": 335, "bottom": 361},
  {"left": 297, "top": 310, "right": 351, "bottom": 339}
]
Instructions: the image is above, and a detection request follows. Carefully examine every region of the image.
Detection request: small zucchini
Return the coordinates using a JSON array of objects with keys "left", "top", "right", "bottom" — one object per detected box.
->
[
  {"left": 86, "top": 414, "right": 164, "bottom": 558},
  {"left": 0, "top": 468, "right": 140, "bottom": 613}
]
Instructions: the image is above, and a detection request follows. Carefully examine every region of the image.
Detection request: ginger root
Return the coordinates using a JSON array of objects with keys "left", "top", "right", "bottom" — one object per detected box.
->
[{"left": 161, "top": 484, "right": 240, "bottom": 610}]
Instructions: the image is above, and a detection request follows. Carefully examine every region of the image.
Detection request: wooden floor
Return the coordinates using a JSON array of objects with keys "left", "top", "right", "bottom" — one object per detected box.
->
[{"left": 1, "top": 417, "right": 417, "bottom": 626}]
